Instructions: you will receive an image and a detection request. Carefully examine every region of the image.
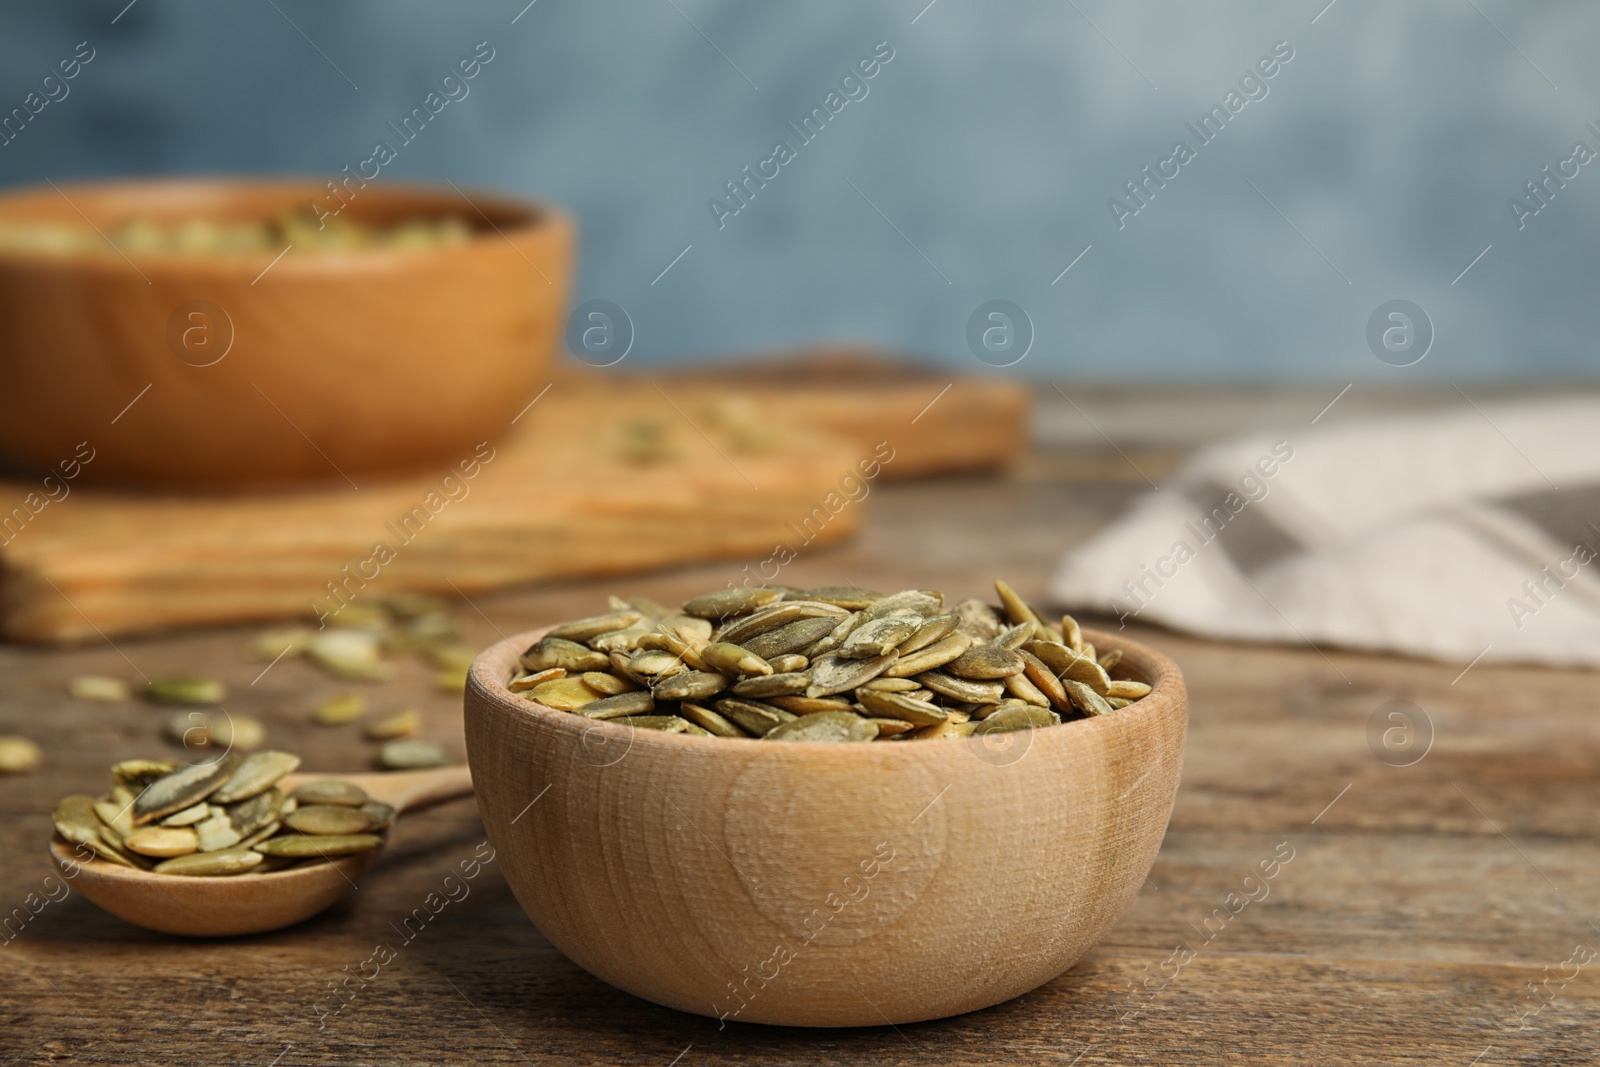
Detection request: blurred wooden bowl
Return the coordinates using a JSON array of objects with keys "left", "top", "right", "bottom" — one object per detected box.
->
[
  {"left": 464, "top": 625, "right": 1187, "bottom": 1028},
  {"left": 0, "top": 179, "right": 573, "bottom": 489}
]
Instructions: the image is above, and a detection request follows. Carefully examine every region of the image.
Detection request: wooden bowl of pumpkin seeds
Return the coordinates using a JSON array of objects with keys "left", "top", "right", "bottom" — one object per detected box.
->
[{"left": 464, "top": 581, "right": 1187, "bottom": 1027}]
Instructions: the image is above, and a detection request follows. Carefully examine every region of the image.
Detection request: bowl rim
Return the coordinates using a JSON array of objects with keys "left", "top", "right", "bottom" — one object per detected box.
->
[
  {"left": 467, "top": 619, "right": 1186, "bottom": 753},
  {"left": 0, "top": 176, "right": 570, "bottom": 274}
]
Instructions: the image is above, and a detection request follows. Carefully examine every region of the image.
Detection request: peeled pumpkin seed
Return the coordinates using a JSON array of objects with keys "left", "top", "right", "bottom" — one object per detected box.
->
[
  {"left": 855, "top": 689, "right": 949, "bottom": 726},
  {"left": 651, "top": 671, "right": 727, "bottom": 702},
  {"left": 166, "top": 711, "right": 211, "bottom": 748},
  {"left": 743, "top": 616, "right": 841, "bottom": 660},
  {"left": 154, "top": 847, "right": 264, "bottom": 877},
  {"left": 730, "top": 672, "right": 810, "bottom": 698},
  {"left": 53, "top": 795, "right": 103, "bottom": 846},
  {"left": 159, "top": 800, "right": 210, "bottom": 827},
  {"left": 700, "top": 642, "right": 773, "bottom": 677},
  {"left": 94, "top": 799, "right": 136, "bottom": 836},
  {"left": 883, "top": 632, "right": 972, "bottom": 677},
  {"left": 580, "top": 690, "right": 656, "bottom": 719},
  {"left": 226, "top": 790, "right": 285, "bottom": 838},
  {"left": 124, "top": 825, "right": 200, "bottom": 857},
  {"left": 1098, "top": 647, "right": 1123, "bottom": 671},
  {"left": 194, "top": 811, "right": 243, "bottom": 852},
  {"left": 765, "top": 712, "right": 879, "bottom": 743},
  {"left": 133, "top": 757, "right": 238, "bottom": 824},
  {"left": 313, "top": 691, "right": 366, "bottom": 726},
  {"left": 142, "top": 674, "right": 226, "bottom": 706},
  {"left": 511, "top": 582, "right": 1151, "bottom": 744},
  {"left": 377, "top": 739, "right": 449, "bottom": 769},
  {"left": 70, "top": 676, "right": 129, "bottom": 702},
  {"left": 254, "top": 833, "right": 383, "bottom": 858},
  {"left": 113, "top": 759, "right": 177, "bottom": 788},
  {"left": 207, "top": 713, "right": 265, "bottom": 751},
  {"left": 946, "top": 645, "right": 1026, "bottom": 680},
  {"left": 292, "top": 780, "right": 368, "bottom": 807},
  {"left": 287, "top": 804, "right": 375, "bottom": 836},
  {"left": 0, "top": 736, "right": 42, "bottom": 773}
]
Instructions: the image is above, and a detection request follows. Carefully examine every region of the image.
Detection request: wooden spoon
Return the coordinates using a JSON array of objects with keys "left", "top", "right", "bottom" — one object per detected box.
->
[{"left": 48, "top": 765, "right": 474, "bottom": 937}]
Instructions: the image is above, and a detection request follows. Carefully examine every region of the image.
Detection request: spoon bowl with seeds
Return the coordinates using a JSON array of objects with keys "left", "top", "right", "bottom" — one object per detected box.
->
[
  {"left": 50, "top": 757, "right": 473, "bottom": 937},
  {"left": 465, "top": 580, "right": 1188, "bottom": 1027}
]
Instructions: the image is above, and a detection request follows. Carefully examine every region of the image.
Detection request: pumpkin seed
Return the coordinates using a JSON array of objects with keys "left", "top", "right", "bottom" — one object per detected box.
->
[
  {"left": 1107, "top": 697, "right": 1133, "bottom": 709},
  {"left": 802, "top": 611, "right": 866, "bottom": 658},
  {"left": 714, "top": 602, "right": 845, "bottom": 645},
  {"left": 1027, "top": 641, "right": 1112, "bottom": 695},
  {"left": 1107, "top": 679, "right": 1151, "bottom": 699},
  {"left": 841, "top": 615, "right": 923, "bottom": 658},
  {"left": 1098, "top": 647, "right": 1123, "bottom": 671},
  {"left": 521, "top": 637, "right": 611, "bottom": 673},
  {"left": 681, "top": 588, "right": 782, "bottom": 620},
  {"left": 767, "top": 653, "right": 809, "bottom": 673},
  {"left": 308, "top": 631, "right": 390, "bottom": 681},
  {"left": 194, "top": 810, "right": 243, "bottom": 852},
  {"left": 94, "top": 798, "right": 136, "bottom": 836},
  {"left": 1003, "top": 671, "right": 1053, "bottom": 707},
  {"left": 589, "top": 626, "right": 651, "bottom": 653},
  {"left": 954, "top": 599, "right": 1003, "bottom": 641},
  {"left": 361, "top": 801, "right": 397, "bottom": 831},
  {"left": 730, "top": 672, "right": 811, "bottom": 698},
  {"left": 856, "top": 689, "right": 949, "bottom": 726},
  {"left": 700, "top": 642, "right": 773, "bottom": 677},
  {"left": 547, "top": 610, "right": 642, "bottom": 642},
  {"left": 805, "top": 651, "right": 897, "bottom": 696},
  {"left": 292, "top": 779, "right": 367, "bottom": 807},
  {"left": 1062, "top": 679, "right": 1115, "bottom": 717},
  {"left": 53, "top": 795, "right": 103, "bottom": 846},
  {"left": 634, "top": 631, "right": 708, "bottom": 671},
  {"left": 580, "top": 670, "right": 637, "bottom": 695},
  {"left": 866, "top": 717, "right": 915, "bottom": 737},
  {"left": 651, "top": 671, "right": 727, "bottom": 702},
  {"left": 83, "top": 834, "right": 142, "bottom": 868},
  {"left": 946, "top": 645, "right": 1026, "bottom": 679},
  {"left": 580, "top": 691, "right": 657, "bottom": 719},
  {"left": 313, "top": 691, "right": 366, "bottom": 726},
  {"left": 901, "top": 720, "right": 977, "bottom": 740},
  {"left": 528, "top": 676, "right": 602, "bottom": 710},
  {"left": 859, "top": 676, "right": 921, "bottom": 692},
  {"left": 509, "top": 667, "right": 567, "bottom": 692},
  {"left": 253, "top": 833, "right": 383, "bottom": 858},
  {"left": 765, "top": 712, "right": 879, "bottom": 743},
  {"left": 154, "top": 847, "right": 264, "bottom": 877},
  {"left": 1018, "top": 649, "right": 1072, "bottom": 712},
  {"left": 70, "top": 676, "right": 129, "bottom": 702},
  {"left": 992, "top": 622, "right": 1035, "bottom": 650},
  {"left": 365, "top": 708, "right": 422, "bottom": 740},
  {"left": 142, "top": 674, "right": 225, "bottom": 705},
  {"left": 0, "top": 736, "right": 41, "bottom": 773},
  {"left": 864, "top": 590, "right": 943, "bottom": 620},
  {"left": 124, "top": 825, "right": 200, "bottom": 857},
  {"left": 377, "top": 739, "right": 450, "bottom": 769},
  {"left": 679, "top": 702, "right": 747, "bottom": 738},
  {"left": 743, "top": 616, "right": 841, "bottom": 660},
  {"left": 112, "top": 759, "right": 177, "bottom": 788},
  {"left": 898, "top": 613, "right": 960, "bottom": 655},
  {"left": 801, "top": 586, "right": 884, "bottom": 610},
  {"left": 917, "top": 671, "right": 1005, "bottom": 704},
  {"left": 208, "top": 713, "right": 265, "bottom": 750},
  {"left": 768, "top": 694, "right": 856, "bottom": 715},
  {"left": 609, "top": 715, "right": 690, "bottom": 732},
  {"left": 158, "top": 800, "right": 209, "bottom": 827},
  {"left": 1063, "top": 615, "right": 1085, "bottom": 653},
  {"left": 882, "top": 632, "right": 972, "bottom": 677},
  {"left": 973, "top": 704, "right": 1058, "bottom": 734},
  {"left": 661, "top": 614, "right": 714, "bottom": 647},
  {"left": 715, "top": 699, "right": 796, "bottom": 736},
  {"left": 226, "top": 790, "right": 285, "bottom": 838},
  {"left": 287, "top": 804, "right": 375, "bottom": 836},
  {"left": 626, "top": 648, "right": 693, "bottom": 678},
  {"left": 133, "top": 757, "right": 237, "bottom": 824}
]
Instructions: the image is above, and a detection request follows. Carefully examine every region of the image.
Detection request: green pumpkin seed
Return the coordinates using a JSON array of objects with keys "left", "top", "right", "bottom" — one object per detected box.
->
[
  {"left": 1003, "top": 671, "right": 1053, "bottom": 707},
  {"left": 194, "top": 810, "right": 243, "bottom": 852},
  {"left": 858, "top": 676, "right": 921, "bottom": 693},
  {"left": 916, "top": 671, "right": 1005, "bottom": 704},
  {"left": 520, "top": 637, "right": 611, "bottom": 673},
  {"left": 855, "top": 689, "right": 949, "bottom": 726},
  {"left": 610, "top": 715, "right": 691, "bottom": 733},
  {"left": 863, "top": 590, "right": 943, "bottom": 620},
  {"left": 94, "top": 798, "right": 136, "bottom": 836},
  {"left": 112, "top": 759, "right": 177, "bottom": 788},
  {"left": 882, "top": 633, "right": 972, "bottom": 676},
  {"left": 947, "top": 645, "right": 1026, "bottom": 680},
  {"left": 841, "top": 615, "right": 923, "bottom": 658},
  {"left": 801, "top": 587, "right": 884, "bottom": 610},
  {"left": 209, "top": 713, "right": 266, "bottom": 750},
  {"left": 700, "top": 642, "right": 773, "bottom": 677},
  {"left": 361, "top": 801, "right": 397, "bottom": 832},
  {"left": 1098, "top": 647, "right": 1123, "bottom": 671},
  {"left": 142, "top": 674, "right": 225, "bottom": 705},
  {"left": 768, "top": 694, "right": 855, "bottom": 715},
  {"left": 765, "top": 712, "right": 879, "bottom": 743},
  {"left": 509, "top": 667, "right": 567, "bottom": 692},
  {"left": 954, "top": 599, "right": 1003, "bottom": 641},
  {"left": 743, "top": 616, "right": 841, "bottom": 660},
  {"left": 313, "top": 691, "right": 365, "bottom": 726},
  {"left": 226, "top": 789, "right": 285, "bottom": 838},
  {"left": 580, "top": 671, "right": 637, "bottom": 696},
  {"left": 377, "top": 739, "right": 450, "bottom": 769},
  {"left": 1027, "top": 641, "right": 1112, "bottom": 695},
  {"left": 650, "top": 671, "right": 726, "bottom": 702},
  {"left": 1062, "top": 679, "right": 1115, "bottom": 716},
  {"left": 580, "top": 690, "right": 657, "bottom": 719},
  {"left": 83, "top": 834, "right": 142, "bottom": 868},
  {"left": 626, "top": 648, "right": 692, "bottom": 678},
  {"left": 154, "top": 847, "right": 265, "bottom": 877},
  {"left": 53, "top": 795, "right": 103, "bottom": 846},
  {"left": 133, "top": 757, "right": 237, "bottom": 824},
  {"left": 634, "top": 631, "right": 708, "bottom": 671},
  {"left": 159, "top": 801, "right": 212, "bottom": 827},
  {"left": 286, "top": 804, "right": 375, "bottom": 836},
  {"left": 805, "top": 651, "right": 898, "bottom": 697},
  {"left": 714, "top": 602, "right": 848, "bottom": 646},
  {"left": 253, "top": 833, "right": 383, "bottom": 858},
  {"left": 365, "top": 708, "right": 421, "bottom": 740},
  {"left": 1107, "top": 679, "right": 1151, "bottom": 699},
  {"left": 865, "top": 717, "right": 915, "bottom": 737},
  {"left": 165, "top": 710, "right": 212, "bottom": 748},
  {"left": 801, "top": 611, "right": 866, "bottom": 658},
  {"left": 0, "top": 736, "right": 41, "bottom": 774},
  {"left": 588, "top": 626, "right": 651, "bottom": 653},
  {"left": 70, "top": 676, "right": 129, "bottom": 702},
  {"left": 547, "top": 610, "right": 642, "bottom": 642},
  {"left": 767, "top": 654, "right": 809, "bottom": 673},
  {"left": 528, "top": 676, "right": 602, "bottom": 710},
  {"left": 1018, "top": 650, "right": 1072, "bottom": 712},
  {"left": 992, "top": 622, "right": 1036, "bottom": 650},
  {"left": 291, "top": 779, "right": 369, "bottom": 807},
  {"left": 124, "top": 825, "right": 200, "bottom": 857},
  {"left": 897, "top": 613, "right": 960, "bottom": 655},
  {"left": 973, "top": 704, "right": 1058, "bottom": 734},
  {"left": 678, "top": 702, "right": 746, "bottom": 738},
  {"left": 730, "top": 672, "right": 811, "bottom": 698},
  {"left": 681, "top": 587, "right": 783, "bottom": 620},
  {"left": 715, "top": 699, "right": 796, "bottom": 736}
]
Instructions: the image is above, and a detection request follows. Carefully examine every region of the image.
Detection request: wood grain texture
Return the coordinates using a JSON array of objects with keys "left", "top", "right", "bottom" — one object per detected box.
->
[
  {"left": 0, "top": 361, "right": 1027, "bottom": 642},
  {"left": 0, "top": 413, "right": 1595, "bottom": 1065},
  {"left": 464, "top": 626, "right": 1185, "bottom": 1027},
  {"left": 0, "top": 179, "right": 573, "bottom": 489}
]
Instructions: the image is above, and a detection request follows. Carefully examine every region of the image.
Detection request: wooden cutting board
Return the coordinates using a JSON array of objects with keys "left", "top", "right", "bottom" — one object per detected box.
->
[{"left": 0, "top": 354, "right": 1028, "bottom": 642}]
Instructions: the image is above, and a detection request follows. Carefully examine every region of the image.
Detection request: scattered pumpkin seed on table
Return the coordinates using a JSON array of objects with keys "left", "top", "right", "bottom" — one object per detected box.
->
[
  {"left": 51, "top": 750, "right": 392, "bottom": 876},
  {"left": 0, "top": 737, "right": 42, "bottom": 773},
  {"left": 508, "top": 580, "right": 1155, "bottom": 741}
]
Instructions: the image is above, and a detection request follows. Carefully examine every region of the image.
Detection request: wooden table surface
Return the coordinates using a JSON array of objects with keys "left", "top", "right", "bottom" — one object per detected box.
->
[{"left": 3, "top": 408, "right": 1598, "bottom": 1066}]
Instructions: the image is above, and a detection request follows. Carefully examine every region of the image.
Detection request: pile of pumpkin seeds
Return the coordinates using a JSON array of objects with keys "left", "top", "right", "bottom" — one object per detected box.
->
[
  {"left": 509, "top": 580, "right": 1153, "bottom": 742},
  {"left": 52, "top": 751, "right": 392, "bottom": 877}
]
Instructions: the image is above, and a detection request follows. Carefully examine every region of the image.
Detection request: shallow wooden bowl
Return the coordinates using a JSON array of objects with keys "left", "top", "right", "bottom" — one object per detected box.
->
[
  {"left": 0, "top": 179, "right": 573, "bottom": 489},
  {"left": 465, "top": 625, "right": 1187, "bottom": 1028}
]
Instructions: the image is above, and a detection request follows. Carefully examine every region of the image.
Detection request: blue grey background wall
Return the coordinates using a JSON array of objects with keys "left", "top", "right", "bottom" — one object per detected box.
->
[{"left": 1, "top": 1, "right": 1596, "bottom": 380}]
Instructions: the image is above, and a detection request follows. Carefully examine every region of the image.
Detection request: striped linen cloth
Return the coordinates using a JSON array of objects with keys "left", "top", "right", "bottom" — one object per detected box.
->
[{"left": 1049, "top": 398, "right": 1600, "bottom": 667}]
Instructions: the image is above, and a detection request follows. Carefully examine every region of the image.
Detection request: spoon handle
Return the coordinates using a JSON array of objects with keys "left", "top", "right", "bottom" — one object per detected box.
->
[{"left": 340, "top": 765, "right": 475, "bottom": 812}]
